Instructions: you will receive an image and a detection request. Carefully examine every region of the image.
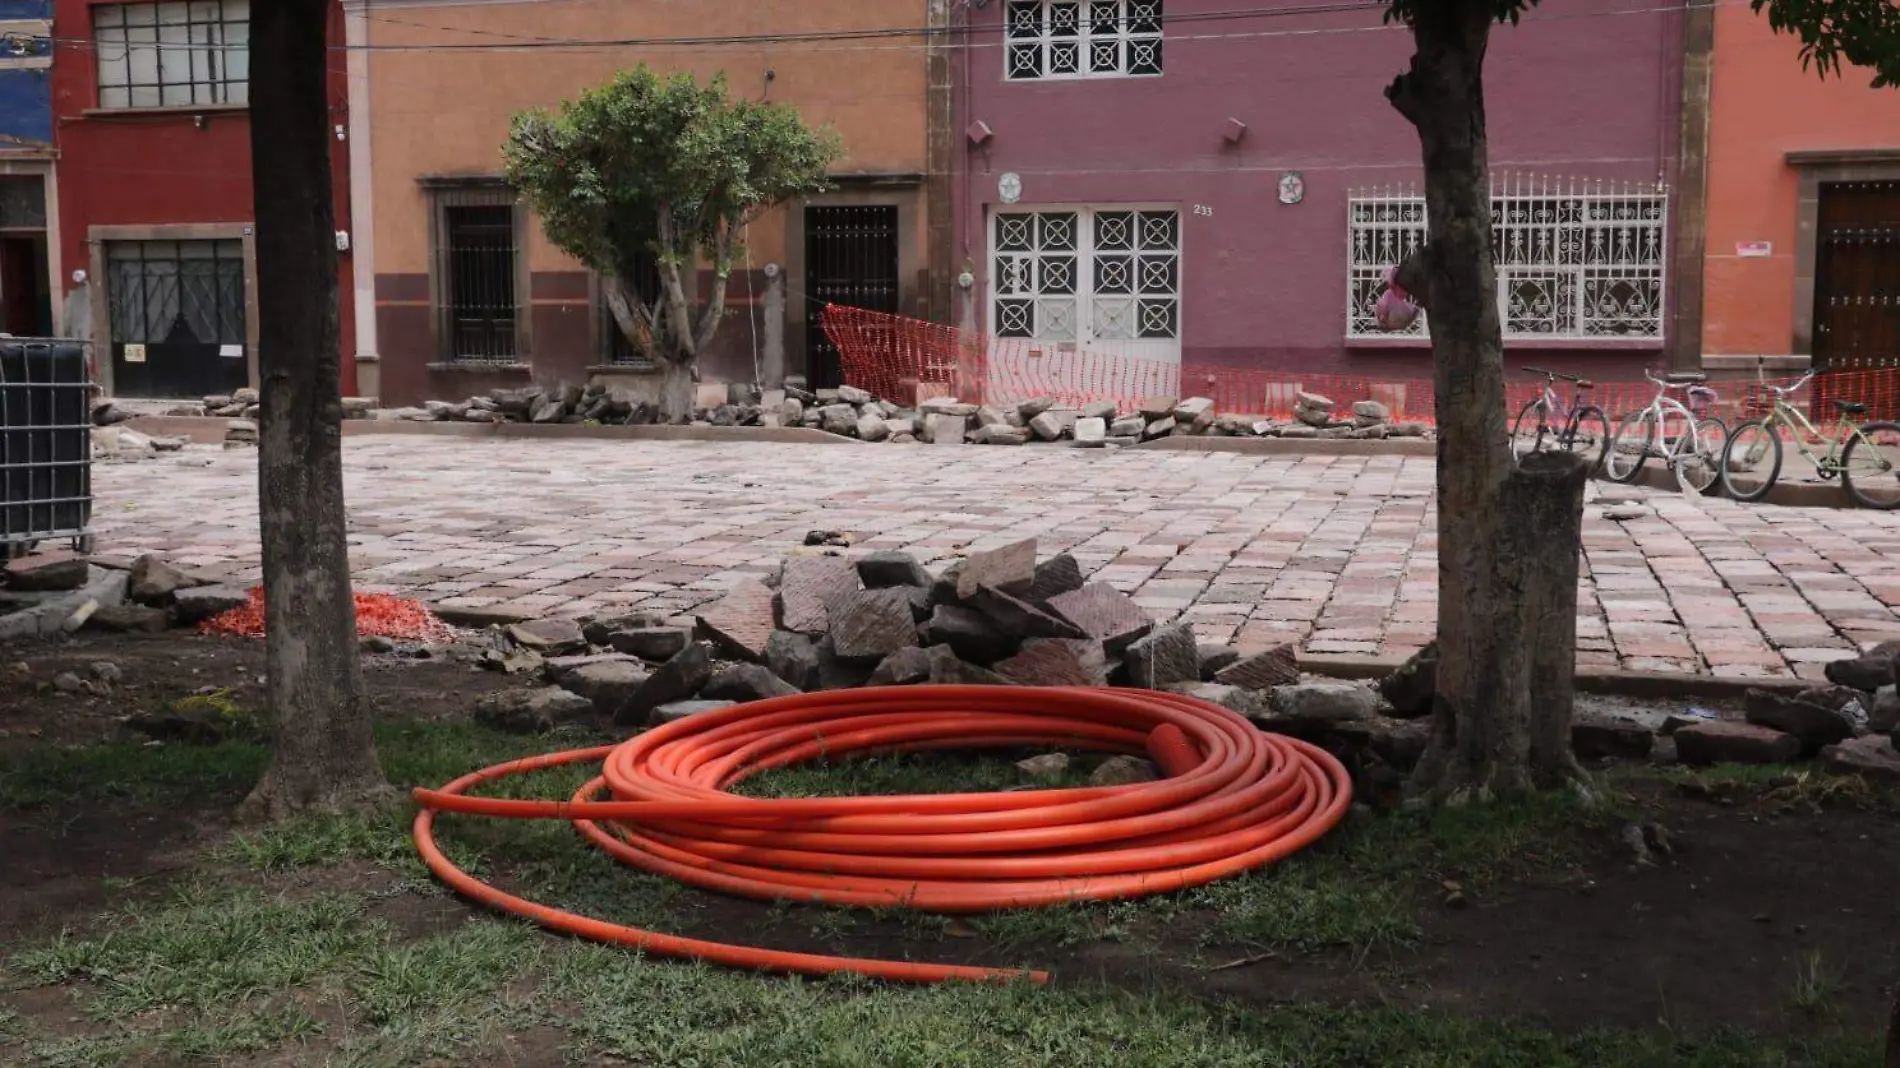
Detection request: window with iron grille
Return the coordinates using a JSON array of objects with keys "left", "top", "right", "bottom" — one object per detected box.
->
[
  {"left": 600, "top": 252, "right": 664, "bottom": 369},
  {"left": 94, "top": 0, "right": 249, "bottom": 109},
  {"left": 106, "top": 240, "right": 245, "bottom": 345},
  {"left": 1005, "top": 0, "right": 1161, "bottom": 81},
  {"left": 433, "top": 190, "right": 522, "bottom": 364},
  {"left": 1347, "top": 177, "right": 1668, "bottom": 340},
  {"left": 993, "top": 208, "right": 1179, "bottom": 341}
]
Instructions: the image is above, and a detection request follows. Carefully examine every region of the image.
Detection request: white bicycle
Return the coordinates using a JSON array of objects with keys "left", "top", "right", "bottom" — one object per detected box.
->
[{"left": 1602, "top": 370, "right": 1728, "bottom": 494}]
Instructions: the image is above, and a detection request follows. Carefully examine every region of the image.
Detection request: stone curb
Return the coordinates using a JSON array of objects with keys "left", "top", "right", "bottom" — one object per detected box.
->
[
  {"left": 1298, "top": 652, "right": 1813, "bottom": 700},
  {"left": 1623, "top": 461, "right": 1852, "bottom": 510}
]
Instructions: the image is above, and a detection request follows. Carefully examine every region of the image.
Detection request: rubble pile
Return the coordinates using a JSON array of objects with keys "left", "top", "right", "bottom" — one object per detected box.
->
[{"left": 354, "top": 379, "right": 1430, "bottom": 447}]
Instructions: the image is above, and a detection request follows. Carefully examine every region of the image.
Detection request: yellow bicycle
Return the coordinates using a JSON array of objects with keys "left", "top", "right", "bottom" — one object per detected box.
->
[{"left": 1718, "top": 371, "right": 1900, "bottom": 509}]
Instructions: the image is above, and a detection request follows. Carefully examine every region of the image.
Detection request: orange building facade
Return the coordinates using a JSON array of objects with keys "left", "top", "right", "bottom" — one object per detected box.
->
[
  {"left": 1698, "top": 5, "right": 1900, "bottom": 375},
  {"left": 346, "top": 0, "right": 951, "bottom": 407}
]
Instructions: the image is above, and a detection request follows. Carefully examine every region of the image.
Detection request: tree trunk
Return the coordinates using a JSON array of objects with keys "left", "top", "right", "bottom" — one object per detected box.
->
[
  {"left": 1511, "top": 450, "right": 1590, "bottom": 788},
  {"left": 1389, "top": 0, "right": 1580, "bottom": 802},
  {"left": 602, "top": 272, "right": 654, "bottom": 359},
  {"left": 658, "top": 358, "right": 697, "bottom": 423},
  {"left": 242, "top": 0, "right": 386, "bottom": 819}
]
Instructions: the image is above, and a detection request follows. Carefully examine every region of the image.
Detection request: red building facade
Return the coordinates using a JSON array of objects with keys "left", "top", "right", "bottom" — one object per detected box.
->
[{"left": 51, "top": 0, "right": 356, "bottom": 398}]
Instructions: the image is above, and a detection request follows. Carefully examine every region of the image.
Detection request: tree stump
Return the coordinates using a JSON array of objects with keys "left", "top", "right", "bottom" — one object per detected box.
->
[{"left": 1507, "top": 450, "right": 1590, "bottom": 788}]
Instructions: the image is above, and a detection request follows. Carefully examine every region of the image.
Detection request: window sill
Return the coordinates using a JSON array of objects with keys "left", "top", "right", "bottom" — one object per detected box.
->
[
  {"left": 1344, "top": 335, "right": 1666, "bottom": 352},
  {"left": 427, "top": 361, "right": 531, "bottom": 374},
  {"left": 587, "top": 363, "right": 660, "bottom": 374},
  {"left": 81, "top": 103, "right": 248, "bottom": 119}
]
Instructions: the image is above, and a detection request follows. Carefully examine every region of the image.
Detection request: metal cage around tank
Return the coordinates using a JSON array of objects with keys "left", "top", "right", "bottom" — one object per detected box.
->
[{"left": 0, "top": 339, "right": 95, "bottom": 558}]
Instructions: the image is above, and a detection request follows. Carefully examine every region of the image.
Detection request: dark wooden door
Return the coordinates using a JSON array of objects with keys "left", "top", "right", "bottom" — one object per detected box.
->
[
  {"left": 804, "top": 205, "right": 899, "bottom": 389},
  {"left": 1814, "top": 180, "right": 1900, "bottom": 374},
  {"left": 105, "top": 239, "right": 247, "bottom": 399}
]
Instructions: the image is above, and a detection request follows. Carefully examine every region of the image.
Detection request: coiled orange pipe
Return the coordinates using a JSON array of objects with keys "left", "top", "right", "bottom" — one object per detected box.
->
[{"left": 412, "top": 685, "right": 1352, "bottom": 985}]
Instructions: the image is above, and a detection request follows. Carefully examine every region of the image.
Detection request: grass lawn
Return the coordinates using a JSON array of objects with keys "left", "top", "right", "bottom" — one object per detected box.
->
[{"left": 0, "top": 720, "right": 1889, "bottom": 1067}]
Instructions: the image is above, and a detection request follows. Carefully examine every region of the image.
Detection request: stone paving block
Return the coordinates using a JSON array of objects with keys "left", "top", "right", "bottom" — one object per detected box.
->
[
  {"left": 695, "top": 578, "right": 776, "bottom": 662},
  {"left": 1047, "top": 582, "right": 1153, "bottom": 655},
  {"left": 779, "top": 555, "right": 859, "bottom": 634}
]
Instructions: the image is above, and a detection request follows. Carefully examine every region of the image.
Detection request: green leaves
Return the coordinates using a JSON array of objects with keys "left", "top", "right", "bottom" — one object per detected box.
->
[
  {"left": 503, "top": 66, "right": 842, "bottom": 285},
  {"left": 1753, "top": 0, "right": 1900, "bottom": 87}
]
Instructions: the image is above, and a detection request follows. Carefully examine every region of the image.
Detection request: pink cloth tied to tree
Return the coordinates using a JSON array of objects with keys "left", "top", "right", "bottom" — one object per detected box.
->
[{"left": 1374, "top": 265, "right": 1421, "bottom": 331}]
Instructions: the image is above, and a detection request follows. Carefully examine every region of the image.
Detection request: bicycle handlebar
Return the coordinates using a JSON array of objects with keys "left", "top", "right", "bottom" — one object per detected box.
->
[{"left": 1521, "top": 365, "right": 1581, "bottom": 383}]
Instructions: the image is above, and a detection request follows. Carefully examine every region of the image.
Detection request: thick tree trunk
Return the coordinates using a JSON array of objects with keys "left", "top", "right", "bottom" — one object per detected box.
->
[
  {"left": 242, "top": 0, "right": 386, "bottom": 819},
  {"left": 1389, "top": 0, "right": 1581, "bottom": 802},
  {"left": 658, "top": 358, "right": 696, "bottom": 423},
  {"left": 1510, "top": 450, "right": 1590, "bottom": 788}
]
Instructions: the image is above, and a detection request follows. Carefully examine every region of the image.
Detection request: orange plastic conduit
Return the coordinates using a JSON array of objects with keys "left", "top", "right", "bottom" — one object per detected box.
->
[{"left": 412, "top": 685, "right": 1353, "bottom": 985}]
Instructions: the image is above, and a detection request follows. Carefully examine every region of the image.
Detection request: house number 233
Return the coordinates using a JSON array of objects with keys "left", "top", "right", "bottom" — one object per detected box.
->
[{"left": 1192, "top": 204, "right": 1214, "bottom": 217}]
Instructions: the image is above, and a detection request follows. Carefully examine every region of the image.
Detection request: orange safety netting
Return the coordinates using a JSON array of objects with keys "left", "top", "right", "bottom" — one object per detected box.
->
[
  {"left": 819, "top": 304, "right": 1900, "bottom": 426},
  {"left": 201, "top": 586, "right": 456, "bottom": 642}
]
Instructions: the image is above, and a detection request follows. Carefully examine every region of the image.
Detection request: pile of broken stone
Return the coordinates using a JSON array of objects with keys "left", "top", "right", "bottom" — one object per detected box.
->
[
  {"left": 0, "top": 552, "right": 249, "bottom": 640},
  {"left": 473, "top": 538, "right": 1430, "bottom": 787},
  {"left": 87, "top": 399, "right": 189, "bottom": 460},
  {"left": 347, "top": 378, "right": 1430, "bottom": 447},
  {"left": 1681, "top": 650, "right": 1900, "bottom": 781}
]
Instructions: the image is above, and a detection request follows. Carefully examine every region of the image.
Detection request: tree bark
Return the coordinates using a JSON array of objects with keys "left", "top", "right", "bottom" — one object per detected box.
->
[
  {"left": 602, "top": 272, "right": 655, "bottom": 359},
  {"left": 1389, "top": 0, "right": 1581, "bottom": 802},
  {"left": 658, "top": 358, "right": 696, "bottom": 423},
  {"left": 242, "top": 0, "right": 386, "bottom": 819},
  {"left": 1510, "top": 450, "right": 1590, "bottom": 789}
]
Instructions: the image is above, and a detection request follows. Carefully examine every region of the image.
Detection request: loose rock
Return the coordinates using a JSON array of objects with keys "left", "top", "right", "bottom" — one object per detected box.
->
[
  {"left": 867, "top": 645, "right": 934, "bottom": 685},
  {"left": 1016, "top": 752, "right": 1071, "bottom": 779},
  {"left": 1820, "top": 735, "right": 1900, "bottom": 783},
  {"left": 765, "top": 630, "right": 822, "bottom": 691},
  {"left": 476, "top": 687, "right": 596, "bottom": 733},
  {"left": 1571, "top": 712, "right": 1656, "bottom": 761},
  {"left": 995, "top": 638, "right": 1111, "bottom": 687},
  {"left": 921, "top": 604, "right": 1015, "bottom": 664},
  {"left": 696, "top": 579, "right": 777, "bottom": 662},
  {"left": 1091, "top": 755, "right": 1160, "bottom": 786},
  {"left": 1270, "top": 682, "right": 1379, "bottom": 723},
  {"left": 1674, "top": 720, "right": 1802, "bottom": 765},
  {"left": 172, "top": 586, "right": 250, "bottom": 624},
  {"left": 1028, "top": 552, "right": 1086, "bottom": 603},
  {"left": 88, "top": 604, "right": 169, "bottom": 633},
  {"left": 1047, "top": 583, "right": 1153, "bottom": 655},
  {"left": 828, "top": 588, "right": 921, "bottom": 662},
  {"left": 856, "top": 551, "right": 932, "bottom": 589},
  {"left": 1074, "top": 417, "right": 1107, "bottom": 447},
  {"left": 1823, "top": 652, "right": 1895, "bottom": 692},
  {"left": 1197, "top": 645, "right": 1241, "bottom": 682},
  {"left": 779, "top": 556, "right": 860, "bottom": 634},
  {"left": 127, "top": 555, "right": 199, "bottom": 605},
  {"left": 957, "top": 538, "right": 1038, "bottom": 600},
  {"left": 607, "top": 626, "right": 693, "bottom": 662},
  {"left": 969, "top": 585, "right": 1086, "bottom": 641},
  {"left": 1123, "top": 623, "right": 1199, "bottom": 689},
  {"left": 1744, "top": 687, "right": 1856, "bottom": 756},
  {"left": 558, "top": 659, "right": 653, "bottom": 717},
  {"left": 1215, "top": 643, "right": 1301, "bottom": 692},
  {"left": 505, "top": 618, "right": 588, "bottom": 656},
  {"left": 702, "top": 663, "right": 801, "bottom": 703},
  {"left": 4, "top": 555, "right": 90, "bottom": 592},
  {"left": 614, "top": 642, "right": 714, "bottom": 726}
]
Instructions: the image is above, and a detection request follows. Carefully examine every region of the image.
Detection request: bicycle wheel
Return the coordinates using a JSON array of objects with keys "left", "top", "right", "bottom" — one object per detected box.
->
[
  {"left": 1719, "top": 419, "right": 1783, "bottom": 502},
  {"left": 1842, "top": 421, "right": 1900, "bottom": 509},
  {"left": 1603, "top": 410, "right": 1654, "bottom": 483},
  {"left": 1672, "top": 416, "right": 1726, "bottom": 495},
  {"left": 1561, "top": 404, "right": 1612, "bottom": 473},
  {"left": 1510, "top": 400, "right": 1551, "bottom": 462}
]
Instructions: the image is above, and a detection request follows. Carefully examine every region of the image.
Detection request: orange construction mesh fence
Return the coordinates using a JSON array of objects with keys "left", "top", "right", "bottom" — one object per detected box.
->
[
  {"left": 820, "top": 304, "right": 1900, "bottom": 426},
  {"left": 201, "top": 587, "right": 457, "bottom": 642}
]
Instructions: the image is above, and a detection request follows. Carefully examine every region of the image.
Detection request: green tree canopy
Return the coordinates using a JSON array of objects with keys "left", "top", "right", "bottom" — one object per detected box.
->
[{"left": 504, "top": 67, "right": 841, "bottom": 418}]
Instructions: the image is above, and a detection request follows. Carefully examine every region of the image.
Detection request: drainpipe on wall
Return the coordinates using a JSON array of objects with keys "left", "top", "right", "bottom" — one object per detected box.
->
[
  {"left": 924, "top": 0, "right": 955, "bottom": 325},
  {"left": 343, "top": 0, "right": 380, "bottom": 401},
  {"left": 1668, "top": 0, "right": 1716, "bottom": 371}
]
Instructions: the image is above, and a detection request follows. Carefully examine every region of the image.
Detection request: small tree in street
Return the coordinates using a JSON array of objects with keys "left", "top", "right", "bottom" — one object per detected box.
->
[
  {"left": 241, "top": 0, "right": 385, "bottom": 817},
  {"left": 1379, "top": 0, "right": 1900, "bottom": 805},
  {"left": 504, "top": 68, "right": 841, "bottom": 421}
]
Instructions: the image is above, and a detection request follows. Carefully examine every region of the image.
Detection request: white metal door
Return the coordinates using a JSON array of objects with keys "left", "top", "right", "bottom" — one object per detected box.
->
[{"left": 990, "top": 205, "right": 1182, "bottom": 374}]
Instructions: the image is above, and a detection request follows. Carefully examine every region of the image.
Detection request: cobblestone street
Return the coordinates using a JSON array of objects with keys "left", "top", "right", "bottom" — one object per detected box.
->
[{"left": 89, "top": 437, "right": 1900, "bottom": 680}]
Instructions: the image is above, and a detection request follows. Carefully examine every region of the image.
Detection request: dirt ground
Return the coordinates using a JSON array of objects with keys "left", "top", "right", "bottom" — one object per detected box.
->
[{"left": 2, "top": 630, "right": 1896, "bottom": 1062}]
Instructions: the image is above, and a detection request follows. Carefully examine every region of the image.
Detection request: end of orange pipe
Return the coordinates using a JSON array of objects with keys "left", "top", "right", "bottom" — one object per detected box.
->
[{"left": 1146, "top": 723, "right": 1198, "bottom": 778}]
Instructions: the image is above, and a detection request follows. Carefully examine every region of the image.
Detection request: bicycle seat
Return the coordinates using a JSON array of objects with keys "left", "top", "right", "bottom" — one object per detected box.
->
[
  {"left": 1661, "top": 371, "right": 1707, "bottom": 385},
  {"left": 1576, "top": 379, "right": 1594, "bottom": 390},
  {"left": 1833, "top": 398, "right": 1867, "bottom": 415}
]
